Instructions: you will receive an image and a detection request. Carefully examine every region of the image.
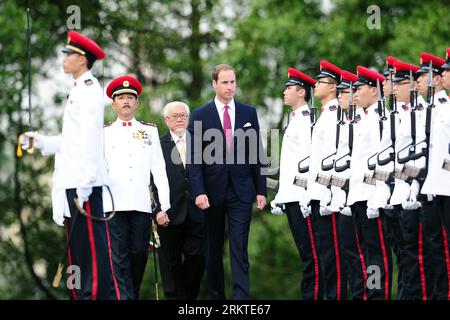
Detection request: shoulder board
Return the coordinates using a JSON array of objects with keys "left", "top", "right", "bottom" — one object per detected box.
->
[
  {"left": 329, "top": 105, "right": 337, "bottom": 111},
  {"left": 139, "top": 120, "right": 157, "bottom": 127},
  {"left": 84, "top": 79, "right": 94, "bottom": 86},
  {"left": 401, "top": 104, "right": 409, "bottom": 111},
  {"left": 302, "top": 110, "right": 310, "bottom": 116},
  {"left": 104, "top": 121, "right": 113, "bottom": 128},
  {"left": 354, "top": 114, "right": 361, "bottom": 122},
  {"left": 416, "top": 103, "right": 423, "bottom": 110},
  {"left": 438, "top": 97, "right": 448, "bottom": 104}
]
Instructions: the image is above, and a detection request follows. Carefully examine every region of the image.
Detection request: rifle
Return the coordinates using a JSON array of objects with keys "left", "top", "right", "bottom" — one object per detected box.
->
[
  {"left": 365, "top": 80, "right": 386, "bottom": 185},
  {"left": 321, "top": 104, "right": 344, "bottom": 171},
  {"left": 398, "top": 62, "right": 435, "bottom": 186},
  {"left": 297, "top": 87, "right": 317, "bottom": 174},
  {"left": 396, "top": 68, "right": 420, "bottom": 181},
  {"left": 375, "top": 70, "right": 398, "bottom": 193}
]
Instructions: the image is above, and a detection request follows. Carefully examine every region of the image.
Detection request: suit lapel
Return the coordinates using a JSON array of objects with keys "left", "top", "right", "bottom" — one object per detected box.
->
[
  {"left": 210, "top": 101, "right": 224, "bottom": 135},
  {"left": 234, "top": 101, "right": 245, "bottom": 133},
  {"left": 161, "top": 133, "right": 184, "bottom": 172}
]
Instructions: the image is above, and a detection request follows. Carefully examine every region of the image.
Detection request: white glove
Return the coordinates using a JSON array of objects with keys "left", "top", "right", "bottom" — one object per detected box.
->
[
  {"left": 410, "top": 179, "right": 420, "bottom": 199},
  {"left": 366, "top": 207, "right": 380, "bottom": 219},
  {"left": 76, "top": 187, "right": 93, "bottom": 209},
  {"left": 401, "top": 197, "right": 422, "bottom": 210},
  {"left": 341, "top": 206, "right": 352, "bottom": 216},
  {"left": 319, "top": 206, "right": 333, "bottom": 216},
  {"left": 21, "top": 131, "right": 44, "bottom": 150},
  {"left": 373, "top": 183, "right": 391, "bottom": 209},
  {"left": 300, "top": 205, "right": 312, "bottom": 219},
  {"left": 319, "top": 188, "right": 332, "bottom": 207},
  {"left": 330, "top": 187, "right": 346, "bottom": 212},
  {"left": 270, "top": 200, "right": 285, "bottom": 215}
]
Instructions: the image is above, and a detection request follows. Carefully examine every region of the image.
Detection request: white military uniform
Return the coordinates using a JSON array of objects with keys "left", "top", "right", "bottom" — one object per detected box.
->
[
  {"left": 103, "top": 117, "right": 170, "bottom": 213},
  {"left": 308, "top": 99, "right": 339, "bottom": 204},
  {"left": 347, "top": 103, "right": 382, "bottom": 206},
  {"left": 421, "top": 90, "right": 450, "bottom": 196},
  {"left": 273, "top": 104, "right": 311, "bottom": 207},
  {"left": 39, "top": 70, "right": 106, "bottom": 226}
]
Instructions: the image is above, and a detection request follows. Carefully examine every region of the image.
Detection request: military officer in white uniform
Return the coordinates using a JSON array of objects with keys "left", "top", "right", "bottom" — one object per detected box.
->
[
  {"left": 307, "top": 60, "right": 347, "bottom": 300},
  {"left": 103, "top": 76, "right": 170, "bottom": 300},
  {"left": 349, "top": 66, "right": 392, "bottom": 300},
  {"left": 271, "top": 68, "right": 321, "bottom": 300},
  {"left": 418, "top": 53, "right": 450, "bottom": 300},
  {"left": 21, "top": 31, "right": 119, "bottom": 300}
]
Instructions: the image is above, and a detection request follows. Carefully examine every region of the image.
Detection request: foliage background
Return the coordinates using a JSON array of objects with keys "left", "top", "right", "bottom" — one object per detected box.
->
[{"left": 0, "top": 0, "right": 448, "bottom": 299}]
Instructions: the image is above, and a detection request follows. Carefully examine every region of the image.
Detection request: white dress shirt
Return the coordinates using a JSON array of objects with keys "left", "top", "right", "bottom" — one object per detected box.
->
[{"left": 215, "top": 97, "right": 235, "bottom": 133}]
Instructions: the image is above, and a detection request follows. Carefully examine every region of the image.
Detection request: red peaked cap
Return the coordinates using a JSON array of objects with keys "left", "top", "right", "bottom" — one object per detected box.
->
[
  {"left": 336, "top": 70, "right": 358, "bottom": 90},
  {"left": 286, "top": 68, "right": 316, "bottom": 88},
  {"left": 316, "top": 60, "right": 341, "bottom": 82},
  {"left": 442, "top": 48, "right": 450, "bottom": 70},
  {"left": 62, "top": 30, "right": 106, "bottom": 62},
  {"left": 107, "top": 76, "right": 143, "bottom": 99},
  {"left": 417, "top": 52, "right": 446, "bottom": 74},
  {"left": 392, "top": 61, "right": 419, "bottom": 82},
  {"left": 383, "top": 56, "right": 399, "bottom": 76},
  {"left": 354, "top": 66, "right": 385, "bottom": 87}
]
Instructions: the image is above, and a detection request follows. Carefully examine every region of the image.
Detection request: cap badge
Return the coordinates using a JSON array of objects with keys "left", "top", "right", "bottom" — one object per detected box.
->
[{"left": 123, "top": 80, "right": 129, "bottom": 87}]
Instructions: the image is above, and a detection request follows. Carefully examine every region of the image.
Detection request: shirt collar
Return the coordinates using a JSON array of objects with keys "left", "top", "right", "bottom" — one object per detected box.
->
[
  {"left": 115, "top": 117, "right": 136, "bottom": 127},
  {"left": 73, "top": 70, "right": 93, "bottom": 87},
  {"left": 170, "top": 130, "right": 187, "bottom": 143},
  {"left": 215, "top": 97, "right": 235, "bottom": 113},
  {"left": 321, "top": 98, "right": 338, "bottom": 112}
]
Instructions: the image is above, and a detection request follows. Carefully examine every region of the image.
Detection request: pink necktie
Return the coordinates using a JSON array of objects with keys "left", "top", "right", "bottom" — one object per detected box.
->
[{"left": 223, "top": 105, "right": 232, "bottom": 151}]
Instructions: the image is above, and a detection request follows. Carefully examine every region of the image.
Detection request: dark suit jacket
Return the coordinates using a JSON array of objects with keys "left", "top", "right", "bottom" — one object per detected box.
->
[
  {"left": 187, "top": 100, "right": 267, "bottom": 205},
  {"left": 152, "top": 133, "right": 203, "bottom": 225}
]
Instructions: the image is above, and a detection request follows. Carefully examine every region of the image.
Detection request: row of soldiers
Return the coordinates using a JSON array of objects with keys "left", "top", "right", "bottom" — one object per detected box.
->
[{"left": 270, "top": 49, "right": 450, "bottom": 300}]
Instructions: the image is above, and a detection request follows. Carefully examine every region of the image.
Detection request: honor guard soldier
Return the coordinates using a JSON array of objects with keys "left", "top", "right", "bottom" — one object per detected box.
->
[
  {"left": 333, "top": 70, "right": 369, "bottom": 299},
  {"left": 307, "top": 60, "right": 347, "bottom": 300},
  {"left": 390, "top": 60, "right": 430, "bottom": 299},
  {"left": 21, "top": 31, "right": 120, "bottom": 300},
  {"left": 418, "top": 52, "right": 450, "bottom": 300},
  {"left": 104, "top": 76, "right": 171, "bottom": 299},
  {"left": 271, "top": 68, "right": 322, "bottom": 300},
  {"left": 349, "top": 66, "right": 392, "bottom": 300},
  {"left": 372, "top": 56, "right": 411, "bottom": 299}
]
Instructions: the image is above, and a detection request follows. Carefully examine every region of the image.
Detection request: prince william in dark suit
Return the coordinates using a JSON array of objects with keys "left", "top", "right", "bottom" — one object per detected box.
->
[{"left": 187, "top": 64, "right": 267, "bottom": 300}]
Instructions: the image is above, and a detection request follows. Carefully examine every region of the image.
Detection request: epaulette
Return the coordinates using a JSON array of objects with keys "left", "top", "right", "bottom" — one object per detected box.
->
[
  {"left": 329, "top": 105, "right": 337, "bottom": 111},
  {"left": 401, "top": 104, "right": 409, "bottom": 111},
  {"left": 302, "top": 110, "right": 310, "bottom": 116},
  {"left": 84, "top": 79, "right": 94, "bottom": 86},
  {"left": 104, "top": 121, "right": 113, "bottom": 128},
  {"left": 416, "top": 103, "right": 424, "bottom": 110},
  {"left": 438, "top": 97, "right": 448, "bottom": 104},
  {"left": 139, "top": 120, "right": 157, "bottom": 127}
]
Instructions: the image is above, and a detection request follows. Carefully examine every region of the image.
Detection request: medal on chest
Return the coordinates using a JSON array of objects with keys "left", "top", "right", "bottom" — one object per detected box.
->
[{"left": 133, "top": 129, "right": 152, "bottom": 146}]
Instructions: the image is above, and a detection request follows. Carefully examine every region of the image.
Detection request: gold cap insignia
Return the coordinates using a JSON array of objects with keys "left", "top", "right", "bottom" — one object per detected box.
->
[{"left": 123, "top": 81, "right": 129, "bottom": 87}]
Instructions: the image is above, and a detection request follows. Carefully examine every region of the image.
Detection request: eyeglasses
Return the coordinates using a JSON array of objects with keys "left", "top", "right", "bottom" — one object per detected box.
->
[
  {"left": 394, "top": 80, "right": 410, "bottom": 86},
  {"left": 166, "top": 113, "right": 189, "bottom": 120}
]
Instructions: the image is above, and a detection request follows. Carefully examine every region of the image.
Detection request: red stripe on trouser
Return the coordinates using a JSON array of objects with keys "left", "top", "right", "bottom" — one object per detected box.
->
[
  {"left": 85, "top": 201, "right": 98, "bottom": 300},
  {"left": 354, "top": 231, "right": 367, "bottom": 300},
  {"left": 418, "top": 222, "right": 427, "bottom": 300},
  {"left": 441, "top": 226, "right": 450, "bottom": 300},
  {"left": 306, "top": 216, "right": 320, "bottom": 300},
  {"left": 331, "top": 213, "right": 342, "bottom": 300},
  {"left": 65, "top": 222, "right": 77, "bottom": 300},
  {"left": 105, "top": 222, "right": 121, "bottom": 300},
  {"left": 377, "top": 217, "right": 389, "bottom": 300}
]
